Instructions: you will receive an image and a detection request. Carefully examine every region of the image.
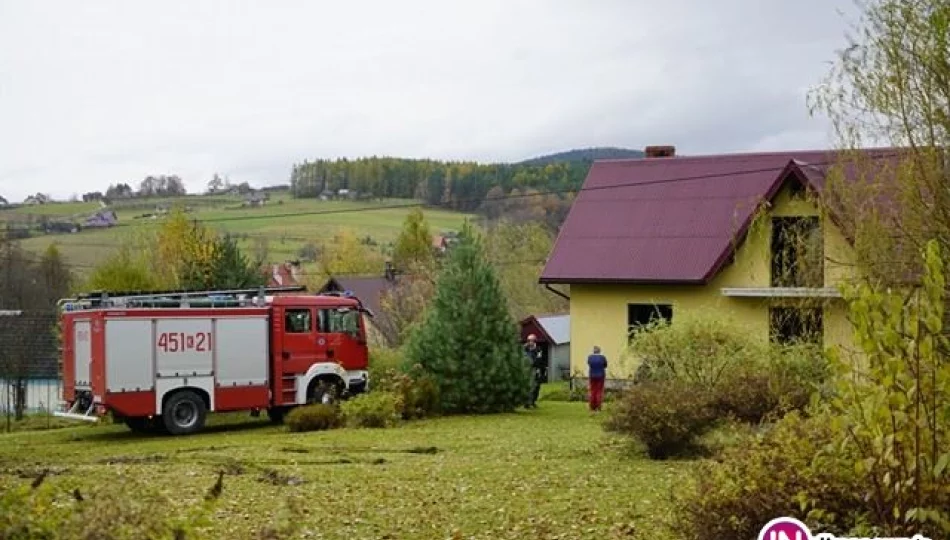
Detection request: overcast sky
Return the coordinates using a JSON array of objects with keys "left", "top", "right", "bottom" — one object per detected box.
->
[{"left": 0, "top": 0, "right": 858, "bottom": 202}]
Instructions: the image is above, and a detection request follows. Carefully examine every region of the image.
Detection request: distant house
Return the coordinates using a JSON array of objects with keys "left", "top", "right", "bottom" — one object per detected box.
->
[
  {"left": 519, "top": 314, "right": 571, "bottom": 382},
  {"left": 244, "top": 192, "right": 268, "bottom": 208},
  {"left": 316, "top": 264, "right": 404, "bottom": 347},
  {"left": 43, "top": 221, "right": 80, "bottom": 234},
  {"left": 84, "top": 209, "right": 117, "bottom": 228},
  {"left": 266, "top": 261, "right": 303, "bottom": 288},
  {"left": 540, "top": 145, "right": 902, "bottom": 380},
  {"left": 23, "top": 194, "right": 48, "bottom": 205}
]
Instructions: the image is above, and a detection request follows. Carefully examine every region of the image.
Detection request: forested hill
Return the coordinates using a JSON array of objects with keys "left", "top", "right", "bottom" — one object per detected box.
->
[
  {"left": 289, "top": 147, "right": 645, "bottom": 213},
  {"left": 518, "top": 147, "right": 645, "bottom": 166}
]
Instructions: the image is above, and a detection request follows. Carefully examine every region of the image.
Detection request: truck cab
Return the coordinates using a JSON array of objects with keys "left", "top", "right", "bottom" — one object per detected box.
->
[{"left": 269, "top": 295, "right": 371, "bottom": 411}]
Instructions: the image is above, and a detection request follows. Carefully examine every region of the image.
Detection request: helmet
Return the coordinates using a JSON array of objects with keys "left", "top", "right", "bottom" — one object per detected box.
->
[{"left": 527, "top": 334, "right": 537, "bottom": 341}]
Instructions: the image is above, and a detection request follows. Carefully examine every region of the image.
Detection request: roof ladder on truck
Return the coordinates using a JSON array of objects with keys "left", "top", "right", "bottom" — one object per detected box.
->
[{"left": 57, "top": 285, "right": 307, "bottom": 312}]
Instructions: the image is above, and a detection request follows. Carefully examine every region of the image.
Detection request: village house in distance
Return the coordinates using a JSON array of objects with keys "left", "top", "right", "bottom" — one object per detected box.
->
[{"left": 540, "top": 145, "right": 899, "bottom": 380}]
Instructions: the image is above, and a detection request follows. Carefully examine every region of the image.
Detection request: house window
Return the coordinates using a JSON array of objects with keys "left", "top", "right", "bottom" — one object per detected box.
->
[
  {"left": 627, "top": 303, "right": 673, "bottom": 338},
  {"left": 771, "top": 216, "right": 823, "bottom": 288},
  {"left": 284, "top": 309, "right": 312, "bottom": 333},
  {"left": 788, "top": 178, "right": 807, "bottom": 199},
  {"left": 769, "top": 307, "right": 822, "bottom": 345}
]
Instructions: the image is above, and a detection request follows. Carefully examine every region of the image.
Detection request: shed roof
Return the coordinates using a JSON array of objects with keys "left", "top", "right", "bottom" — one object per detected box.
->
[
  {"left": 540, "top": 148, "right": 902, "bottom": 284},
  {"left": 520, "top": 314, "right": 570, "bottom": 345}
]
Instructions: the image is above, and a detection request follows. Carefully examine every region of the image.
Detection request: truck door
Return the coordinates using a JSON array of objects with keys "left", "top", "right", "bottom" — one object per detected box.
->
[
  {"left": 322, "top": 307, "right": 367, "bottom": 371},
  {"left": 279, "top": 307, "right": 327, "bottom": 374}
]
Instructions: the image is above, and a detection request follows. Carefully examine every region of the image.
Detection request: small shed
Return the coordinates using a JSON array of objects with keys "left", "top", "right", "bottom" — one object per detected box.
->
[{"left": 520, "top": 314, "right": 570, "bottom": 382}]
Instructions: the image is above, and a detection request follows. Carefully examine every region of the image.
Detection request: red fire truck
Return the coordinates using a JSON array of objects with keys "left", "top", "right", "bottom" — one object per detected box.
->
[{"left": 53, "top": 286, "right": 371, "bottom": 435}]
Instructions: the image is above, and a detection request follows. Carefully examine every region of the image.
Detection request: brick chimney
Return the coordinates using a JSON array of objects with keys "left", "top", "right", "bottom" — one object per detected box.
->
[{"left": 644, "top": 145, "right": 675, "bottom": 158}]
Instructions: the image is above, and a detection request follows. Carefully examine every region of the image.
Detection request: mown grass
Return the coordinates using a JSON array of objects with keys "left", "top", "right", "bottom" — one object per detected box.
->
[
  {"left": 3, "top": 192, "right": 472, "bottom": 271},
  {"left": 0, "top": 402, "right": 686, "bottom": 539}
]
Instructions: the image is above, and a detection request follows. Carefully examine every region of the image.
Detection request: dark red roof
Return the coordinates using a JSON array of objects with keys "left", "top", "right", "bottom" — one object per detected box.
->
[
  {"left": 318, "top": 276, "right": 395, "bottom": 317},
  {"left": 540, "top": 148, "right": 902, "bottom": 284}
]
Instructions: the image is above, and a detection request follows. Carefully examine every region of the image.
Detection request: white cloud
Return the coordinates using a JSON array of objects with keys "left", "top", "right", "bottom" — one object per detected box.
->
[{"left": 0, "top": 0, "right": 858, "bottom": 201}]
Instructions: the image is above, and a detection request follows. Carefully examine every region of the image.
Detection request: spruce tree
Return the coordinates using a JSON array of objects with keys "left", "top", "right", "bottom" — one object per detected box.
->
[{"left": 403, "top": 221, "right": 531, "bottom": 414}]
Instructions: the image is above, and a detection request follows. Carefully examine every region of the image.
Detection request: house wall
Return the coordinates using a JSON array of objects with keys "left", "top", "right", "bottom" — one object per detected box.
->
[
  {"left": 567, "top": 183, "right": 862, "bottom": 378},
  {"left": 0, "top": 378, "right": 62, "bottom": 413}
]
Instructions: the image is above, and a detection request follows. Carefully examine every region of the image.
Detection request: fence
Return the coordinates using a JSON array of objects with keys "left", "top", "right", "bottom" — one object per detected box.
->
[{"left": 0, "top": 377, "right": 62, "bottom": 415}]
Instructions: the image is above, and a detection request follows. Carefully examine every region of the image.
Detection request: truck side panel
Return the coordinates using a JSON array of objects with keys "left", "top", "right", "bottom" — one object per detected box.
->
[
  {"left": 155, "top": 318, "right": 214, "bottom": 377},
  {"left": 74, "top": 320, "right": 93, "bottom": 389},
  {"left": 105, "top": 319, "right": 154, "bottom": 393},
  {"left": 215, "top": 317, "right": 269, "bottom": 386},
  {"left": 213, "top": 316, "right": 270, "bottom": 411}
]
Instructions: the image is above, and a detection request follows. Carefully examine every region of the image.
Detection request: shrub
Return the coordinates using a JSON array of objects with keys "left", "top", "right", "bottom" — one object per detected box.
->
[
  {"left": 672, "top": 411, "right": 866, "bottom": 539},
  {"left": 628, "top": 309, "right": 766, "bottom": 387},
  {"left": 0, "top": 475, "right": 214, "bottom": 539},
  {"left": 340, "top": 391, "right": 402, "bottom": 428},
  {"left": 369, "top": 347, "right": 404, "bottom": 376},
  {"left": 373, "top": 367, "right": 441, "bottom": 420},
  {"left": 604, "top": 380, "right": 718, "bottom": 459},
  {"left": 284, "top": 404, "right": 344, "bottom": 433},
  {"left": 629, "top": 310, "right": 830, "bottom": 425}
]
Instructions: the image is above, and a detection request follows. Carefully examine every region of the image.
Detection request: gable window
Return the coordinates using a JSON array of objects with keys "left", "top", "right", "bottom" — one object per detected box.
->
[
  {"left": 787, "top": 177, "right": 807, "bottom": 199},
  {"left": 284, "top": 308, "right": 312, "bottom": 333},
  {"left": 628, "top": 303, "right": 673, "bottom": 339},
  {"left": 771, "top": 216, "right": 823, "bottom": 288},
  {"left": 769, "top": 307, "right": 822, "bottom": 345}
]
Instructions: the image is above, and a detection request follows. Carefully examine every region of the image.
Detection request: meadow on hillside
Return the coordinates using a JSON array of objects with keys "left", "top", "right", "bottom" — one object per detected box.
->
[{"left": 0, "top": 192, "right": 472, "bottom": 274}]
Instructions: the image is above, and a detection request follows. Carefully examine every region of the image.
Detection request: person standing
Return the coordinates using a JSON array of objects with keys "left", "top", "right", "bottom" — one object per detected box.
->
[
  {"left": 587, "top": 346, "right": 608, "bottom": 412},
  {"left": 524, "top": 334, "right": 545, "bottom": 408}
]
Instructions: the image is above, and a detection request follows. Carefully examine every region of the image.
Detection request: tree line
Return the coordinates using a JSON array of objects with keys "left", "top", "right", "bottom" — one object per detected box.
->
[{"left": 290, "top": 157, "right": 586, "bottom": 211}]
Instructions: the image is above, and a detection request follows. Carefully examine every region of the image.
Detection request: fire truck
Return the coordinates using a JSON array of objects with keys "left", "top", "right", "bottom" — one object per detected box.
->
[{"left": 53, "top": 285, "right": 371, "bottom": 435}]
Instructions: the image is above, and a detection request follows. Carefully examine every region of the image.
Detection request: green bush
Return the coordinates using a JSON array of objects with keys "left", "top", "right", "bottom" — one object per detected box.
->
[
  {"left": 340, "top": 391, "right": 402, "bottom": 428},
  {"left": 369, "top": 347, "right": 404, "bottom": 378},
  {"left": 628, "top": 309, "right": 765, "bottom": 387},
  {"left": 0, "top": 476, "right": 214, "bottom": 539},
  {"left": 672, "top": 411, "right": 866, "bottom": 539},
  {"left": 372, "top": 366, "right": 441, "bottom": 419},
  {"left": 711, "top": 344, "right": 830, "bottom": 424},
  {"left": 604, "top": 380, "right": 718, "bottom": 459},
  {"left": 284, "top": 404, "right": 344, "bottom": 433},
  {"left": 629, "top": 311, "right": 830, "bottom": 425}
]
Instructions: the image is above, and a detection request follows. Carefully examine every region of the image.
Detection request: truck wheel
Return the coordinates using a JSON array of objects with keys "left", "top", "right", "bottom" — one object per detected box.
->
[
  {"left": 308, "top": 380, "right": 339, "bottom": 406},
  {"left": 162, "top": 391, "right": 207, "bottom": 435}
]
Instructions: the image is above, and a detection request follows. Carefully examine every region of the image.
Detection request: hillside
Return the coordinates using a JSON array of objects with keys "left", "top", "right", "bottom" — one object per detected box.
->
[
  {"left": 1, "top": 191, "right": 472, "bottom": 273},
  {"left": 517, "top": 147, "right": 645, "bottom": 166}
]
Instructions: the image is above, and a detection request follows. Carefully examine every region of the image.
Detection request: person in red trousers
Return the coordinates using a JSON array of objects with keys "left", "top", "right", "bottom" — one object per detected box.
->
[{"left": 587, "top": 345, "right": 608, "bottom": 412}]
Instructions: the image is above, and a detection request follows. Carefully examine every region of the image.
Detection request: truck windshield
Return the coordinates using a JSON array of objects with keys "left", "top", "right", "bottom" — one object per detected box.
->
[{"left": 325, "top": 308, "right": 360, "bottom": 338}]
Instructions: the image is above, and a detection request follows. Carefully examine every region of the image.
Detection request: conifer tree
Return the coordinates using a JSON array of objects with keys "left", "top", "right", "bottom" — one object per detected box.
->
[{"left": 403, "top": 221, "right": 531, "bottom": 414}]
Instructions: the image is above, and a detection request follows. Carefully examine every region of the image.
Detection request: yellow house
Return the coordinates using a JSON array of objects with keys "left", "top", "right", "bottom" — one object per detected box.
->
[{"left": 539, "top": 146, "right": 896, "bottom": 379}]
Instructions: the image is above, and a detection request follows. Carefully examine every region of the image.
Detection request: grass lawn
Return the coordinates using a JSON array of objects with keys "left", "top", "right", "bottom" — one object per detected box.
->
[
  {"left": 2, "top": 193, "right": 473, "bottom": 272},
  {"left": 0, "top": 402, "right": 686, "bottom": 539}
]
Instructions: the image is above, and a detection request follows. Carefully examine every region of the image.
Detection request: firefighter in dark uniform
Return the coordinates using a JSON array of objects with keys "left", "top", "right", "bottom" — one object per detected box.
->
[{"left": 524, "top": 334, "right": 545, "bottom": 408}]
